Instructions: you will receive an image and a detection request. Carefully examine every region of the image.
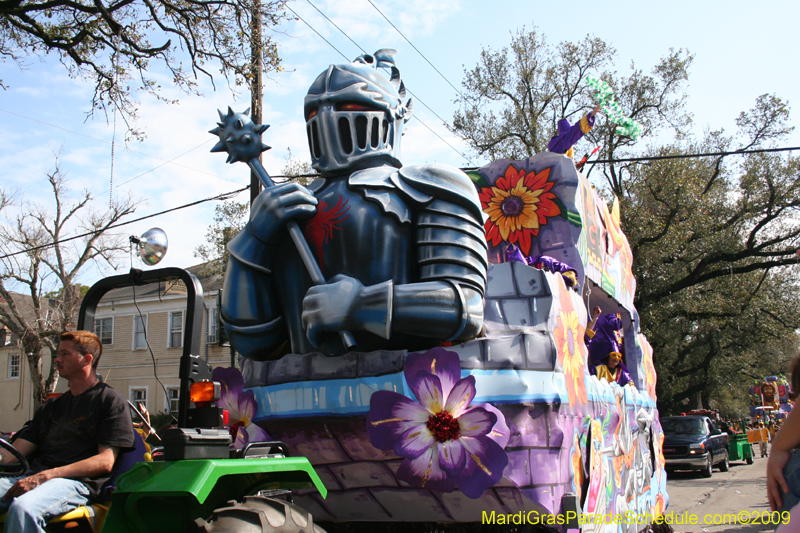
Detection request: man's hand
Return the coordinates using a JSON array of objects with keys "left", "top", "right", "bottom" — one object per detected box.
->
[
  {"left": 767, "top": 448, "right": 792, "bottom": 511},
  {"left": 2, "top": 471, "right": 51, "bottom": 500}
]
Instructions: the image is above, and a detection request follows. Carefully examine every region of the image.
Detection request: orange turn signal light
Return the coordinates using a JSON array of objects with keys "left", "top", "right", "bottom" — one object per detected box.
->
[{"left": 190, "top": 381, "right": 221, "bottom": 403}]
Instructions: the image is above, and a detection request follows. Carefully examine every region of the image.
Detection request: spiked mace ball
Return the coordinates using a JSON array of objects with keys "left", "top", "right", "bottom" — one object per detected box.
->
[{"left": 209, "top": 107, "right": 271, "bottom": 163}]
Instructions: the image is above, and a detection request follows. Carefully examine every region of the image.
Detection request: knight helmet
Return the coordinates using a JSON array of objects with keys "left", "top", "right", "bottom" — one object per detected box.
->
[{"left": 304, "top": 49, "right": 413, "bottom": 173}]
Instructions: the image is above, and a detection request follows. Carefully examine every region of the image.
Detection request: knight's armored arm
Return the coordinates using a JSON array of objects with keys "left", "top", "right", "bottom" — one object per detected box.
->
[
  {"left": 300, "top": 175, "right": 488, "bottom": 347},
  {"left": 221, "top": 231, "right": 289, "bottom": 360},
  {"left": 301, "top": 199, "right": 486, "bottom": 345},
  {"left": 390, "top": 198, "right": 487, "bottom": 341},
  {"left": 323, "top": 164, "right": 488, "bottom": 344},
  {"left": 220, "top": 184, "right": 317, "bottom": 360}
]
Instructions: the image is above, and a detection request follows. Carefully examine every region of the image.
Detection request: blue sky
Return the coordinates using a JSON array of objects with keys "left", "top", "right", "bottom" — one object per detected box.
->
[{"left": 1, "top": 0, "right": 798, "bottom": 288}]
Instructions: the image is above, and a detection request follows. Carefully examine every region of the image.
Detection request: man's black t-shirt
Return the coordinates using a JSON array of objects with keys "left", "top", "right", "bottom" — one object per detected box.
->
[{"left": 15, "top": 381, "right": 135, "bottom": 500}]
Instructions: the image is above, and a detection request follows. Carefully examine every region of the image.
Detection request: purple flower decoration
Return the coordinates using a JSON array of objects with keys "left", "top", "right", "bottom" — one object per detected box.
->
[
  {"left": 212, "top": 366, "right": 270, "bottom": 449},
  {"left": 367, "top": 347, "right": 509, "bottom": 498}
]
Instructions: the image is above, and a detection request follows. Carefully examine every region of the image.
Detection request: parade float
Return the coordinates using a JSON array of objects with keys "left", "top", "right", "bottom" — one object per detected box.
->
[
  {"left": 212, "top": 49, "right": 668, "bottom": 531},
  {"left": 750, "top": 376, "right": 793, "bottom": 420}
]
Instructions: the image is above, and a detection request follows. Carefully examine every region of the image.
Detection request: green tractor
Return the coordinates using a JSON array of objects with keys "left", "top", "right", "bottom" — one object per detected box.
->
[{"left": 0, "top": 267, "right": 327, "bottom": 532}]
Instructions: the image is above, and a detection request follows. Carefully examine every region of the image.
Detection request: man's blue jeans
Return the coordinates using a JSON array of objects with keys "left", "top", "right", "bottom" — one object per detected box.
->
[
  {"left": 0, "top": 473, "right": 90, "bottom": 533},
  {"left": 776, "top": 451, "right": 800, "bottom": 530}
]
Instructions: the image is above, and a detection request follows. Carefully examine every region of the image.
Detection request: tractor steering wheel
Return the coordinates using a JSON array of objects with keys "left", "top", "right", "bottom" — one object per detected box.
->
[{"left": 0, "top": 437, "right": 29, "bottom": 478}]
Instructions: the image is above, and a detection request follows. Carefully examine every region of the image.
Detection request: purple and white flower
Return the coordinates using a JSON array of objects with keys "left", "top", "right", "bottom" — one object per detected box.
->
[
  {"left": 367, "top": 347, "right": 509, "bottom": 498},
  {"left": 212, "top": 366, "right": 270, "bottom": 449}
]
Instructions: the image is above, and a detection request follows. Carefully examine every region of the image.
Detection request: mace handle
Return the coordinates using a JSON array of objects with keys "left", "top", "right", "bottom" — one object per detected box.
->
[{"left": 247, "top": 159, "right": 357, "bottom": 351}]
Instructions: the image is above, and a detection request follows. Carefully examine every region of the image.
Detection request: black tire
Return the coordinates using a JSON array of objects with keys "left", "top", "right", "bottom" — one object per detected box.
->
[
  {"left": 719, "top": 451, "right": 729, "bottom": 472},
  {"left": 194, "top": 496, "right": 327, "bottom": 533},
  {"left": 700, "top": 455, "right": 713, "bottom": 478},
  {"left": 746, "top": 454, "right": 754, "bottom": 465}
]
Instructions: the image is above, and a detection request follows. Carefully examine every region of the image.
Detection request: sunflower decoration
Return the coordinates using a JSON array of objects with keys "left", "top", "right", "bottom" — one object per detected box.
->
[{"left": 479, "top": 165, "right": 561, "bottom": 256}]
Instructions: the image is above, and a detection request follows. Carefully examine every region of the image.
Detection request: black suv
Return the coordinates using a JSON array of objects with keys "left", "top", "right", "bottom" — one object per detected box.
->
[{"left": 661, "top": 415, "right": 729, "bottom": 477}]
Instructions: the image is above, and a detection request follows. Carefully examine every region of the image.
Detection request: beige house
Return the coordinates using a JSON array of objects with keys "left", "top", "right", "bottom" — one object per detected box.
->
[
  {"left": 0, "top": 292, "right": 64, "bottom": 435},
  {"left": 0, "top": 325, "right": 29, "bottom": 434},
  {"left": 0, "top": 266, "right": 235, "bottom": 434}
]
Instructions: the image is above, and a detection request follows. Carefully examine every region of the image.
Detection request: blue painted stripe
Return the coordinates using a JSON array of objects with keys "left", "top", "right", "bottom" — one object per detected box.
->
[
  {"left": 249, "top": 368, "right": 656, "bottom": 420},
  {"left": 251, "top": 374, "right": 410, "bottom": 420}
]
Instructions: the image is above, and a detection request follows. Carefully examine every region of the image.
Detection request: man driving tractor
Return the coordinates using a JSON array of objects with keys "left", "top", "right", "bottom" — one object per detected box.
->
[{"left": 0, "top": 331, "right": 134, "bottom": 533}]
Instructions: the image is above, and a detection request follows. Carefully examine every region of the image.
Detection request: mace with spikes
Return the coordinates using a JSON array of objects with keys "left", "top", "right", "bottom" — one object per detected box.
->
[{"left": 210, "top": 107, "right": 356, "bottom": 350}]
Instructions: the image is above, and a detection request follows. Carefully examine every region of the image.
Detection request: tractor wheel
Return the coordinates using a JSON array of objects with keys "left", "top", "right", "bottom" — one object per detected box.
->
[{"left": 194, "top": 496, "right": 326, "bottom": 533}]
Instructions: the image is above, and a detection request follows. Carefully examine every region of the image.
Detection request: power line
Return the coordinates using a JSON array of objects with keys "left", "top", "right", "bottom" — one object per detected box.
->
[
  {"left": 408, "top": 115, "right": 473, "bottom": 164},
  {"left": 284, "top": 4, "right": 350, "bottom": 61},
  {"left": 114, "top": 140, "right": 216, "bottom": 188},
  {"left": 11, "top": 145, "right": 796, "bottom": 261},
  {"left": 364, "top": 0, "right": 464, "bottom": 99},
  {"left": 460, "top": 145, "right": 800, "bottom": 172},
  {"left": 291, "top": 2, "right": 474, "bottom": 164},
  {"left": 304, "top": 0, "right": 366, "bottom": 54},
  {"left": 590, "top": 146, "right": 800, "bottom": 165},
  {"left": 0, "top": 186, "right": 249, "bottom": 261}
]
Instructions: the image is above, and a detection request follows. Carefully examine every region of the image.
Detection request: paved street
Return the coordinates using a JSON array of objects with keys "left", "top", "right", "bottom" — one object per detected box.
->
[{"left": 665, "top": 453, "right": 780, "bottom": 533}]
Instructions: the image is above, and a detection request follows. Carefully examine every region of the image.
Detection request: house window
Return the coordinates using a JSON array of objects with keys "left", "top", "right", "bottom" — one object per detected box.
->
[
  {"left": 8, "top": 353, "right": 20, "bottom": 379},
  {"left": 130, "top": 387, "right": 148, "bottom": 411},
  {"left": 167, "top": 387, "right": 180, "bottom": 414},
  {"left": 133, "top": 314, "right": 148, "bottom": 350},
  {"left": 169, "top": 311, "right": 183, "bottom": 348},
  {"left": 207, "top": 308, "right": 218, "bottom": 344},
  {"left": 94, "top": 317, "right": 113, "bottom": 345}
]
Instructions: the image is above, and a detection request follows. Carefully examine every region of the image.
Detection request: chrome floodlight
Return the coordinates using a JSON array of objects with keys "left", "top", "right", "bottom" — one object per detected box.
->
[{"left": 130, "top": 228, "right": 168, "bottom": 266}]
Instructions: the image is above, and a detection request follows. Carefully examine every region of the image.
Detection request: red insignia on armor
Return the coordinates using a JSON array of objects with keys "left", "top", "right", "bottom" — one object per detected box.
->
[{"left": 305, "top": 195, "right": 351, "bottom": 271}]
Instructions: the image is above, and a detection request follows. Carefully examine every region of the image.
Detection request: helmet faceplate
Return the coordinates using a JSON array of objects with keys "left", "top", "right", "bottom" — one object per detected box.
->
[{"left": 305, "top": 50, "right": 413, "bottom": 173}]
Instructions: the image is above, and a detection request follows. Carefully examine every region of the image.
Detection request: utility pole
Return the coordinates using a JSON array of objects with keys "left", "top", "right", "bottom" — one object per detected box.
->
[{"left": 249, "top": 0, "right": 263, "bottom": 206}]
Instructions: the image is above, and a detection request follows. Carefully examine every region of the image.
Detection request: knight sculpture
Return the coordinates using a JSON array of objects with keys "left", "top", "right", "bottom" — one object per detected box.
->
[{"left": 219, "top": 49, "right": 487, "bottom": 359}]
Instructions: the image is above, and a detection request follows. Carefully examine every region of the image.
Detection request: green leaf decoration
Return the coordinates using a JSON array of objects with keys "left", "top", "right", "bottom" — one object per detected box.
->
[{"left": 466, "top": 170, "right": 490, "bottom": 189}]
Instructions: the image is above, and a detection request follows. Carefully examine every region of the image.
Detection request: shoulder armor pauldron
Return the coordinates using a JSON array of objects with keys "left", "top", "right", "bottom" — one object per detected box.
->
[{"left": 348, "top": 164, "right": 484, "bottom": 225}]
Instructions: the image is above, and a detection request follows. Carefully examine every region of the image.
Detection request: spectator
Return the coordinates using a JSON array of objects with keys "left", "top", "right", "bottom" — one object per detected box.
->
[{"left": 766, "top": 354, "right": 800, "bottom": 519}]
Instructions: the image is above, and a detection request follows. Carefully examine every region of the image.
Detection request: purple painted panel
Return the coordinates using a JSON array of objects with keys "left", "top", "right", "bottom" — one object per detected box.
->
[
  {"left": 529, "top": 448, "right": 562, "bottom": 485},
  {"left": 495, "top": 487, "right": 551, "bottom": 515},
  {"left": 313, "top": 489, "right": 393, "bottom": 520},
  {"left": 327, "top": 461, "right": 398, "bottom": 490},
  {"left": 505, "top": 449, "right": 532, "bottom": 488},
  {"left": 438, "top": 490, "right": 507, "bottom": 522},
  {"left": 370, "top": 488, "right": 452, "bottom": 522}
]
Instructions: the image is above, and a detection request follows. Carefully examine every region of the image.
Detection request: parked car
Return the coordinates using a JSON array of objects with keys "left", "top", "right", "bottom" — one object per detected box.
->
[{"left": 661, "top": 415, "right": 729, "bottom": 477}]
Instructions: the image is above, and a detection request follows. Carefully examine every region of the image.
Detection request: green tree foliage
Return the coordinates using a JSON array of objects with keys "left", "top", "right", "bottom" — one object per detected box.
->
[
  {"left": 455, "top": 27, "right": 800, "bottom": 414},
  {"left": 624, "top": 103, "right": 800, "bottom": 413},
  {"left": 194, "top": 199, "right": 249, "bottom": 276},
  {"left": 452, "top": 26, "right": 693, "bottom": 168},
  {"left": 0, "top": 0, "right": 286, "bottom": 137},
  {"left": 0, "top": 158, "right": 138, "bottom": 408}
]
